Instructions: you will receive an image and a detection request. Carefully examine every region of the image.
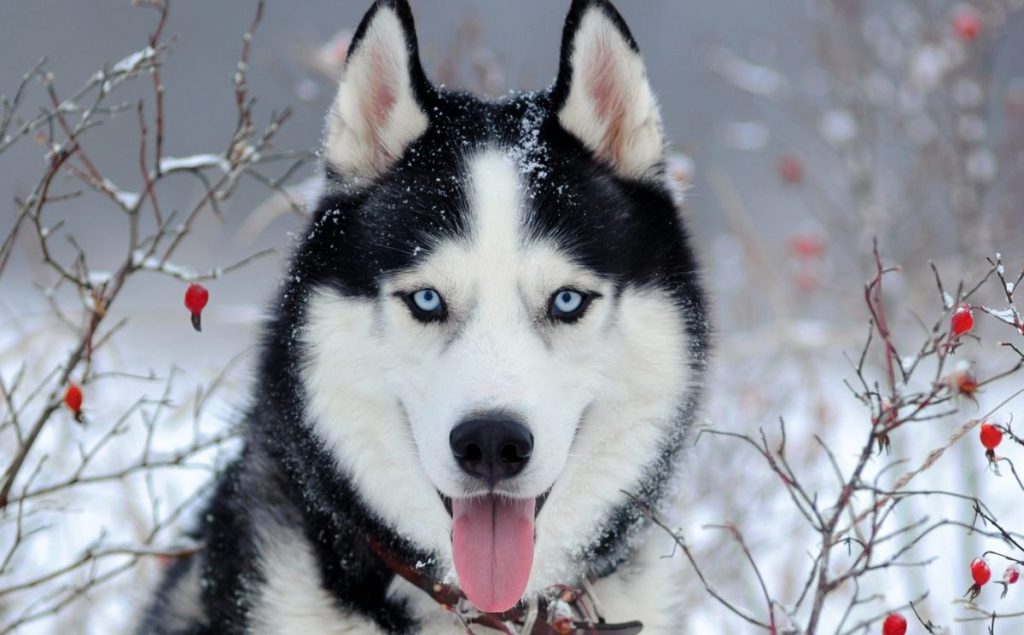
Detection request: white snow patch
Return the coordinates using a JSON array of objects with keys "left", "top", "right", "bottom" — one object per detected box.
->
[
  {"left": 131, "top": 250, "right": 198, "bottom": 280},
  {"left": 909, "top": 44, "right": 951, "bottom": 92},
  {"left": 819, "top": 109, "right": 858, "bottom": 145},
  {"left": 507, "top": 100, "right": 550, "bottom": 179},
  {"left": 87, "top": 270, "right": 112, "bottom": 286},
  {"left": 159, "top": 154, "right": 231, "bottom": 173},
  {"left": 111, "top": 46, "right": 156, "bottom": 74},
  {"left": 101, "top": 179, "right": 141, "bottom": 209},
  {"left": 709, "top": 48, "right": 785, "bottom": 97},
  {"left": 901, "top": 355, "right": 918, "bottom": 374},
  {"left": 986, "top": 307, "right": 1018, "bottom": 324}
]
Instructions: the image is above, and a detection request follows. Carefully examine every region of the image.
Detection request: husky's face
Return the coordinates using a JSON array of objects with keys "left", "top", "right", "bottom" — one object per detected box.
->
[
  {"left": 293, "top": 0, "right": 706, "bottom": 615},
  {"left": 382, "top": 154, "right": 615, "bottom": 504}
]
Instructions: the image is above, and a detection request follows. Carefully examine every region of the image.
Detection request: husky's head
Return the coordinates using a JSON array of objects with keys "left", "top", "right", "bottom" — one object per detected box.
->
[{"left": 288, "top": 0, "right": 707, "bottom": 615}]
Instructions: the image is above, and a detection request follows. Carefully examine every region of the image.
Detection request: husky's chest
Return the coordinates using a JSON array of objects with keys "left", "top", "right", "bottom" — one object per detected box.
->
[{"left": 246, "top": 524, "right": 681, "bottom": 635}]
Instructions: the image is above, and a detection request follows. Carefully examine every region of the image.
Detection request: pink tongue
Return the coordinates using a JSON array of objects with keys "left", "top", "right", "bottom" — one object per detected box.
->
[{"left": 452, "top": 496, "right": 536, "bottom": 613}]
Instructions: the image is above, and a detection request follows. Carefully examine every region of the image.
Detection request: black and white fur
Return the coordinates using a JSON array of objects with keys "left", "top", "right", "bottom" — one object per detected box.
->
[{"left": 140, "top": 0, "right": 708, "bottom": 632}]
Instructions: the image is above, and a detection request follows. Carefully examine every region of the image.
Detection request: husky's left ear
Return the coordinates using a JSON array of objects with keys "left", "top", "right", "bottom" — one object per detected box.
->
[
  {"left": 552, "top": 0, "right": 665, "bottom": 180},
  {"left": 324, "top": 0, "right": 432, "bottom": 182}
]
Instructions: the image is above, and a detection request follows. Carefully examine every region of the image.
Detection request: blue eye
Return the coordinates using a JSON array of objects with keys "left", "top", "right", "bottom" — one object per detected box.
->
[
  {"left": 549, "top": 289, "right": 591, "bottom": 322},
  {"left": 404, "top": 288, "right": 446, "bottom": 322},
  {"left": 413, "top": 289, "right": 441, "bottom": 312}
]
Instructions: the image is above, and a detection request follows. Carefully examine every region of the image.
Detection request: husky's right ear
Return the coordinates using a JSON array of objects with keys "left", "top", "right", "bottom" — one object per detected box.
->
[
  {"left": 323, "top": 0, "right": 432, "bottom": 182},
  {"left": 552, "top": 0, "right": 665, "bottom": 181}
]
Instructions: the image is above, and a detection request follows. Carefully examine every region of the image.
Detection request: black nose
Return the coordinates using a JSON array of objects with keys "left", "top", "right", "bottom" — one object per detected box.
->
[{"left": 449, "top": 413, "right": 533, "bottom": 485}]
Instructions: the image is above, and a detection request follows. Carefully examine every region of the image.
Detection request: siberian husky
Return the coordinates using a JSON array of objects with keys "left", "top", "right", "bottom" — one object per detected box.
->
[{"left": 141, "top": 0, "right": 709, "bottom": 632}]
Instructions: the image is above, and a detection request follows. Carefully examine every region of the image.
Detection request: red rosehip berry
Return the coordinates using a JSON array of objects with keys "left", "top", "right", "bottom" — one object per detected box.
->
[
  {"left": 778, "top": 154, "right": 805, "bottom": 184},
  {"left": 64, "top": 383, "right": 82, "bottom": 412},
  {"left": 946, "top": 367, "right": 979, "bottom": 399},
  {"left": 951, "top": 304, "right": 974, "bottom": 337},
  {"left": 1000, "top": 564, "right": 1020, "bottom": 598},
  {"left": 952, "top": 8, "right": 982, "bottom": 41},
  {"left": 64, "top": 383, "right": 83, "bottom": 422},
  {"left": 1005, "top": 564, "right": 1021, "bottom": 585},
  {"left": 788, "top": 234, "right": 825, "bottom": 259},
  {"left": 980, "top": 423, "right": 1003, "bottom": 451},
  {"left": 882, "top": 613, "right": 907, "bottom": 635},
  {"left": 966, "top": 557, "right": 993, "bottom": 600},
  {"left": 552, "top": 616, "right": 574, "bottom": 635},
  {"left": 184, "top": 283, "right": 210, "bottom": 332},
  {"left": 972, "top": 558, "right": 992, "bottom": 586}
]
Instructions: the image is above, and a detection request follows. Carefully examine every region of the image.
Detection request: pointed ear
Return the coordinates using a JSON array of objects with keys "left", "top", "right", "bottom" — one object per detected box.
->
[
  {"left": 552, "top": 0, "right": 665, "bottom": 180},
  {"left": 324, "top": 0, "right": 432, "bottom": 181}
]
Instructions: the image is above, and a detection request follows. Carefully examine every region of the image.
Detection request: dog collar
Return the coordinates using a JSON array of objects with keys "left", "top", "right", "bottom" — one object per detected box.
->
[{"left": 367, "top": 537, "right": 644, "bottom": 634}]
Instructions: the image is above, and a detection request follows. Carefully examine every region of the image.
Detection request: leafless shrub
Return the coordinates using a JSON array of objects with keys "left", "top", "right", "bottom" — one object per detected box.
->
[
  {"left": 668, "top": 1, "right": 1024, "bottom": 633},
  {"left": 0, "top": 2, "right": 310, "bottom": 631},
  {"left": 646, "top": 247, "right": 1024, "bottom": 633}
]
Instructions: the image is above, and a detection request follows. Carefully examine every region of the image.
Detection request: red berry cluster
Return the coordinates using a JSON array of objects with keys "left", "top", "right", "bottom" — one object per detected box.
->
[
  {"left": 184, "top": 283, "right": 210, "bottom": 332},
  {"left": 965, "top": 556, "right": 1024, "bottom": 599}
]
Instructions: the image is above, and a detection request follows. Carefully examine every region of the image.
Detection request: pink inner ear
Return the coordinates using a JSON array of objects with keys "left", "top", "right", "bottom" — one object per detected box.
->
[
  {"left": 365, "top": 49, "right": 399, "bottom": 157},
  {"left": 585, "top": 37, "right": 628, "bottom": 166}
]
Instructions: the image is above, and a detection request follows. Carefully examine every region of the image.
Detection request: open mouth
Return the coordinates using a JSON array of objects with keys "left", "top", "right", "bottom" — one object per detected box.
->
[
  {"left": 438, "top": 490, "right": 549, "bottom": 518},
  {"left": 437, "top": 490, "right": 550, "bottom": 614}
]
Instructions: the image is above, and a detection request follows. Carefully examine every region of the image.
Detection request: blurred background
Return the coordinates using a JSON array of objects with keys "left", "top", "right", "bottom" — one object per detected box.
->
[{"left": 1, "top": 1, "right": 1023, "bottom": 633}]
